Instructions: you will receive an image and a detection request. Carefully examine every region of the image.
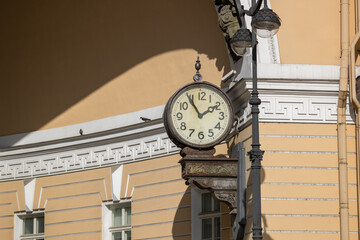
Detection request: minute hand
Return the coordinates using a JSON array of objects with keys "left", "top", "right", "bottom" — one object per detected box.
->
[
  {"left": 199, "top": 105, "right": 218, "bottom": 118},
  {"left": 186, "top": 93, "right": 202, "bottom": 118}
]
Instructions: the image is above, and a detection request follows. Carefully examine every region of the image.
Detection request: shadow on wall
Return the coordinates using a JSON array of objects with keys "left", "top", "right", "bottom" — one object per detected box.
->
[
  {"left": 260, "top": 168, "right": 274, "bottom": 240},
  {"left": 0, "top": 0, "right": 230, "bottom": 143},
  {"left": 246, "top": 168, "right": 274, "bottom": 240},
  {"left": 172, "top": 186, "right": 192, "bottom": 239}
]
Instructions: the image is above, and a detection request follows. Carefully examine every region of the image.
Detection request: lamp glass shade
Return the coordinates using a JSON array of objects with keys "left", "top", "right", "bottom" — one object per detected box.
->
[
  {"left": 229, "top": 28, "right": 252, "bottom": 56},
  {"left": 230, "top": 42, "right": 251, "bottom": 56},
  {"left": 252, "top": 21, "right": 280, "bottom": 38},
  {"left": 251, "top": 8, "right": 281, "bottom": 38}
]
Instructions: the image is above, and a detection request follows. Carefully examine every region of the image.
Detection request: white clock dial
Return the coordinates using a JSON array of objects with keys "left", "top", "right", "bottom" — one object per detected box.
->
[{"left": 165, "top": 82, "right": 233, "bottom": 148}]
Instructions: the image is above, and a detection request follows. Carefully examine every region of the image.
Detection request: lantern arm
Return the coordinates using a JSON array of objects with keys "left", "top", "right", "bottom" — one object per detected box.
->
[{"left": 234, "top": 0, "right": 264, "bottom": 17}]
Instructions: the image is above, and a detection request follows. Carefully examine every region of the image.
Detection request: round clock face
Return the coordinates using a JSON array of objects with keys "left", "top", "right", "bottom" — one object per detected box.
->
[{"left": 165, "top": 82, "right": 233, "bottom": 149}]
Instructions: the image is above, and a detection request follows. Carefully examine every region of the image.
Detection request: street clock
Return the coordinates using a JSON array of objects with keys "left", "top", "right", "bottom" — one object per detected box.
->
[{"left": 164, "top": 81, "right": 234, "bottom": 149}]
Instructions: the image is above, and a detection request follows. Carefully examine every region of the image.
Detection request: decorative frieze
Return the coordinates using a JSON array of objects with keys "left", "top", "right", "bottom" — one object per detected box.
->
[
  {"left": 0, "top": 133, "right": 178, "bottom": 181},
  {"left": 260, "top": 96, "right": 352, "bottom": 123},
  {"left": 227, "top": 64, "right": 354, "bottom": 127}
]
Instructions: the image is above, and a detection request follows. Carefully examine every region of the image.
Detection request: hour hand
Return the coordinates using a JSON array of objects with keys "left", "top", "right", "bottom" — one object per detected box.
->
[
  {"left": 200, "top": 105, "right": 218, "bottom": 118},
  {"left": 186, "top": 93, "right": 201, "bottom": 118}
]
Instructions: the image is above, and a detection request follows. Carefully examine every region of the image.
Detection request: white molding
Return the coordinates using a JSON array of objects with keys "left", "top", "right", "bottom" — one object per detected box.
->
[
  {"left": 103, "top": 200, "right": 132, "bottom": 240},
  {"left": 111, "top": 166, "right": 123, "bottom": 201},
  {"left": 0, "top": 132, "right": 178, "bottom": 181},
  {"left": 0, "top": 104, "right": 181, "bottom": 181},
  {"left": 0, "top": 120, "right": 165, "bottom": 157},
  {"left": 15, "top": 211, "right": 45, "bottom": 240},
  {"left": 228, "top": 64, "right": 354, "bottom": 126},
  {"left": 14, "top": 214, "right": 20, "bottom": 240},
  {"left": 258, "top": 35, "right": 281, "bottom": 64},
  {"left": 233, "top": 64, "right": 340, "bottom": 83},
  {"left": 259, "top": 96, "right": 352, "bottom": 123},
  {"left": 24, "top": 178, "right": 36, "bottom": 211},
  {"left": 0, "top": 105, "right": 165, "bottom": 148},
  {"left": 102, "top": 203, "right": 111, "bottom": 240},
  {"left": 259, "top": 0, "right": 281, "bottom": 64},
  {"left": 257, "top": 64, "right": 340, "bottom": 80}
]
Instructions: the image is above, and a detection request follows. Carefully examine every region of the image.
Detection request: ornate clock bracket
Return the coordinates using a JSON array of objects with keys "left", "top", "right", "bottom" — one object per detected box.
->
[{"left": 179, "top": 147, "right": 238, "bottom": 214}]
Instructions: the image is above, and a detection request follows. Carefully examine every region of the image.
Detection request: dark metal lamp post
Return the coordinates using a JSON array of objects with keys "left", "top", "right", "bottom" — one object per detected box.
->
[{"left": 226, "top": 0, "right": 281, "bottom": 239}]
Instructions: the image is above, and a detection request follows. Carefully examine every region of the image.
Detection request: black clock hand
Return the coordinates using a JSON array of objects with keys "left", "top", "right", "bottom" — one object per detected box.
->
[
  {"left": 199, "top": 105, "right": 218, "bottom": 118},
  {"left": 186, "top": 93, "right": 202, "bottom": 118}
]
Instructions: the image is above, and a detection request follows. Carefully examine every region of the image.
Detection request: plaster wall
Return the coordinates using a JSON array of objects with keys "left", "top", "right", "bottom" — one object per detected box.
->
[
  {"left": 0, "top": 181, "right": 25, "bottom": 239},
  {"left": 240, "top": 122, "right": 358, "bottom": 240},
  {"left": 271, "top": 0, "right": 356, "bottom": 65},
  {"left": 0, "top": 0, "right": 230, "bottom": 136},
  {"left": 0, "top": 154, "right": 199, "bottom": 239}
]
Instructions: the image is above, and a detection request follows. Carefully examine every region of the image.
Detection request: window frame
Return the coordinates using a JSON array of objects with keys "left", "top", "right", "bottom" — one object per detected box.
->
[
  {"left": 18, "top": 212, "right": 45, "bottom": 240},
  {"left": 107, "top": 201, "right": 132, "bottom": 240},
  {"left": 199, "top": 192, "right": 221, "bottom": 240}
]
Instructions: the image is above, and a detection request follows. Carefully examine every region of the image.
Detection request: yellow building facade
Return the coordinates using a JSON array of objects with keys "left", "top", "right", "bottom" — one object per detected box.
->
[{"left": 0, "top": 0, "right": 359, "bottom": 240}]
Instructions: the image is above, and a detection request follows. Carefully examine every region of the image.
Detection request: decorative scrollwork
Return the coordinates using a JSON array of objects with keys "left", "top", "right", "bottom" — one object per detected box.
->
[{"left": 214, "top": 190, "right": 237, "bottom": 210}]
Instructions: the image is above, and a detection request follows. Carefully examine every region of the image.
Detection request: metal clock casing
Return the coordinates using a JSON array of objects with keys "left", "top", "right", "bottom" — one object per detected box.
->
[{"left": 164, "top": 81, "right": 234, "bottom": 149}]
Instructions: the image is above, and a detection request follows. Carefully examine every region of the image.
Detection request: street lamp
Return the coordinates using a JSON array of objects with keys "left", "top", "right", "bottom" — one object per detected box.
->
[
  {"left": 222, "top": 0, "right": 281, "bottom": 240},
  {"left": 230, "top": 28, "right": 252, "bottom": 56},
  {"left": 251, "top": 5, "right": 281, "bottom": 38},
  {"left": 230, "top": 0, "right": 281, "bottom": 56}
]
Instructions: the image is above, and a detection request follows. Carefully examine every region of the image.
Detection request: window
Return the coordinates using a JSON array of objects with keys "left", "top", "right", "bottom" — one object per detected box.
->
[
  {"left": 109, "top": 204, "right": 131, "bottom": 240},
  {"left": 20, "top": 213, "right": 44, "bottom": 240},
  {"left": 200, "top": 192, "right": 221, "bottom": 240}
]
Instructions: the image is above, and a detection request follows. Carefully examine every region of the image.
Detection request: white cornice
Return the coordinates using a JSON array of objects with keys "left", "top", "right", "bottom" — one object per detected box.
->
[
  {"left": 229, "top": 64, "right": 354, "bottom": 125},
  {"left": 234, "top": 64, "right": 340, "bottom": 84},
  {"left": 0, "top": 105, "right": 165, "bottom": 149},
  {"left": 257, "top": 64, "right": 340, "bottom": 80},
  {"left": 0, "top": 106, "right": 180, "bottom": 181},
  {"left": 0, "top": 130, "right": 179, "bottom": 181}
]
